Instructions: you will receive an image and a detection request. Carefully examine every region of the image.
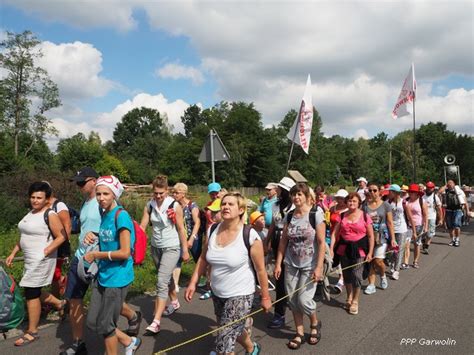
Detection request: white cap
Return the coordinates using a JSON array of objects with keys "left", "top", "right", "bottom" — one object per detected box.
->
[
  {"left": 265, "top": 182, "right": 278, "bottom": 190},
  {"left": 334, "top": 189, "right": 349, "bottom": 198},
  {"left": 356, "top": 177, "right": 368, "bottom": 184},
  {"left": 278, "top": 177, "right": 296, "bottom": 191}
]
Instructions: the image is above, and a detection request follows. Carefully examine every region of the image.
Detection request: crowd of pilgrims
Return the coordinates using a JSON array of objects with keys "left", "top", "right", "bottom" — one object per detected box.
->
[{"left": 4, "top": 166, "right": 471, "bottom": 355}]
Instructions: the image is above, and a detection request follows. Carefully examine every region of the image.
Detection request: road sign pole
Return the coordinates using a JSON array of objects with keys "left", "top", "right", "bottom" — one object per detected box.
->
[{"left": 210, "top": 129, "right": 215, "bottom": 183}]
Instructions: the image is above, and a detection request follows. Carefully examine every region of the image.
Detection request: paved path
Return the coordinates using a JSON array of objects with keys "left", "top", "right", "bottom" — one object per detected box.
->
[{"left": 3, "top": 224, "right": 474, "bottom": 354}]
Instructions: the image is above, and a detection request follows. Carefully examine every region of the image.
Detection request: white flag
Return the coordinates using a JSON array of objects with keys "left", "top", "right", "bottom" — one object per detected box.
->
[
  {"left": 392, "top": 63, "right": 416, "bottom": 119},
  {"left": 287, "top": 75, "right": 313, "bottom": 154}
]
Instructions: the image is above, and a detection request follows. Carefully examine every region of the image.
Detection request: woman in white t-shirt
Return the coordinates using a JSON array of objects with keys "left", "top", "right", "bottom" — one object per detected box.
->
[
  {"left": 185, "top": 192, "right": 271, "bottom": 355},
  {"left": 6, "top": 182, "right": 67, "bottom": 346}
]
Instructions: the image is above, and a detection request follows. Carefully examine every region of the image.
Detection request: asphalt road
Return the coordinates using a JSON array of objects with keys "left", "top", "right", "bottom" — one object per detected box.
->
[{"left": 3, "top": 224, "right": 473, "bottom": 355}]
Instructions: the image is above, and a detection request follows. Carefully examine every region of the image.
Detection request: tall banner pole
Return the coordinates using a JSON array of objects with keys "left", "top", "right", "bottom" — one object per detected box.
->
[
  {"left": 286, "top": 118, "right": 299, "bottom": 172},
  {"left": 412, "top": 96, "right": 416, "bottom": 182},
  {"left": 210, "top": 129, "right": 215, "bottom": 183}
]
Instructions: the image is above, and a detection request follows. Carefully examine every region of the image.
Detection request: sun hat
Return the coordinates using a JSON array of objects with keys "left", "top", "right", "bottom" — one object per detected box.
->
[
  {"left": 207, "top": 198, "right": 221, "bottom": 212},
  {"left": 70, "top": 167, "right": 99, "bottom": 182},
  {"left": 389, "top": 184, "right": 402, "bottom": 193},
  {"left": 249, "top": 211, "right": 264, "bottom": 225},
  {"left": 96, "top": 175, "right": 124, "bottom": 199},
  {"left": 265, "top": 182, "right": 278, "bottom": 190},
  {"left": 207, "top": 182, "right": 221, "bottom": 193},
  {"left": 334, "top": 189, "right": 349, "bottom": 198},
  {"left": 356, "top": 177, "right": 368, "bottom": 184},
  {"left": 278, "top": 177, "right": 296, "bottom": 191},
  {"left": 401, "top": 184, "right": 409, "bottom": 191},
  {"left": 408, "top": 183, "right": 423, "bottom": 195},
  {"left": 426, "top": 181, "right": 435, "bottom": 189}
]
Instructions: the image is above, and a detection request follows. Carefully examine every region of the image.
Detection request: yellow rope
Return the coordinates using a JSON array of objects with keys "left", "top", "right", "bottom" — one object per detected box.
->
[{"left": 155, "top": 250, "right": 395, "bottom": 354}]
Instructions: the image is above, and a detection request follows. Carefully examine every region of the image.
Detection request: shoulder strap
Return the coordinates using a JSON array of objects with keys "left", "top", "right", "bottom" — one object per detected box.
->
[
  {"left": 168, "top": 200, "right": 176, "bottom": 210},
  {"left": 114, "top": 207, "right": 124, "bottom": 229},
  {"left": 309, "top": 207, "right": 318, "bottom": 230},
  {"left": 242, "top": 224, "right": 253, "bottom": 253},
  {"left": 209, "top": 222, "right": 219, "bottom": 239},
  {"left": 43, "top": 208, "right": 54, "bottom": 236},
  {"left": 52, "top": 200, "right": 60, "bottom": 212},
  {"left": 287, "top": 209, "right": 295, "bottom": 224}
]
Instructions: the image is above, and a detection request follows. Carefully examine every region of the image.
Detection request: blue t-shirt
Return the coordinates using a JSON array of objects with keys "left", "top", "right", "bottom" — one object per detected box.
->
[
  {"left": 98, "top": 205, "right": 135, "bottom": 288},
  {"left": 76, "top": 198, "right": 101, "bottom": 259},
  {"left": 259, "top": 196, "right": 278, "bottom": 227}
]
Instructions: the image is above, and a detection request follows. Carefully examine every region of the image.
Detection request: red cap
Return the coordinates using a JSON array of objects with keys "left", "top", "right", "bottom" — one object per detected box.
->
[{"left": 426, "top": 181, "right": 435, "bottom": 189}]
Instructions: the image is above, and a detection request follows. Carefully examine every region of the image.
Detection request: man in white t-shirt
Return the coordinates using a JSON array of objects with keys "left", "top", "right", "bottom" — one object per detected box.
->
[
  {"left": 356, "top": 177, "right": 368, "bottom": 202},
  {"left": 421, "top": 181, "right": 442, "bottom": 254}
]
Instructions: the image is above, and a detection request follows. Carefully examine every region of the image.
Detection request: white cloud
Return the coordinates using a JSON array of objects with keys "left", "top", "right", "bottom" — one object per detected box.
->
[
  {"left": 36, "top": 41, "right": 115, "bottom": 100},
  {"left": 4, "top": 0, "right": 137, "bottom": 32},
  {"left": 7, "top": 1, "right": 473, "bottom": 138},
  {"left": 47, "top": 93, "right": 192, "bottom": 147},
  {"left": 354, "top": 129, "right": 369, "bottom": 140},
  {"left": 156, "top": 63, "right": 205, "bottom": 85}
]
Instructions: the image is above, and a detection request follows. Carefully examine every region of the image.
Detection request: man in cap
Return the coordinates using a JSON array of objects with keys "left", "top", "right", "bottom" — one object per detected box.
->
[
  {"left": 421, "top": 181, "right": 443, "bottom": 254},
  {"left": 356, "top": 177, "right": 368, "bottom": 202},
  {"left": 258, "top": 183, "right": 278, "bottom": 228}
]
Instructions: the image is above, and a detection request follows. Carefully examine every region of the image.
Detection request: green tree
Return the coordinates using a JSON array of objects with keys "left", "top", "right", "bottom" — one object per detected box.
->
[
  {"left": 0, "top": 30, "right": 60, "bottom": 158},
  {"left": 56, "top": 132, "right": 104, "bottom": 172},
  {"left": 111, "top": 107, "right": 172, "bottom": 183}
]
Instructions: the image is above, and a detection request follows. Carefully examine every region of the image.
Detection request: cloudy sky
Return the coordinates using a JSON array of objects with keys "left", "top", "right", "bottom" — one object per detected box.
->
[{"left": 2, "top": 0, "right": 473, "bottom": 147}]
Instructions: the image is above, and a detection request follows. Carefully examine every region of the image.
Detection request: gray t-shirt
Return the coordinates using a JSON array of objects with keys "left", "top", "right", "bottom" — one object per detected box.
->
[
  {"left": 284, "top": 209, "right": 324, "bottom": 270},
  {"left": 364, "top": 201, "right": 392, "bottom": 241}
]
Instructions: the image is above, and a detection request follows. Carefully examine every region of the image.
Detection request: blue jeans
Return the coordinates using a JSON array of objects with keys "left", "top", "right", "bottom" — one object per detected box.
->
[{"left": 446, "top": 210, "right": 462, "bottom": 230}]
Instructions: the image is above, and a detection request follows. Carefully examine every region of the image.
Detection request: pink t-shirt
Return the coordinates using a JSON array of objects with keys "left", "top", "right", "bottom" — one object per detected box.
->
[
  {"left": 336, "top": 212, "right": 372, "bottom": 257},
  {"left": 406, "top": 199, "right": 423, "bottom": 227}
]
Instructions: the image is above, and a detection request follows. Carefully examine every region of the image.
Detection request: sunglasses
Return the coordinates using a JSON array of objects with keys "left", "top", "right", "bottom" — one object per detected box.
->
[
  {"left": 368, "top": 189, "right": 379, "bottom": 192},
  {"left": 76, "top": 179, "right": 93, "bottom": 187}
]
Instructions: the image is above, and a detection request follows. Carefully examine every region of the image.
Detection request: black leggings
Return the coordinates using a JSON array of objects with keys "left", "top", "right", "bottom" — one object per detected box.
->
[
  {"left": 271, "top": 230, "right": 287, "bottom": 316},
  {"left": 24, "top": 286, "right": 42, "bottom": 300}
]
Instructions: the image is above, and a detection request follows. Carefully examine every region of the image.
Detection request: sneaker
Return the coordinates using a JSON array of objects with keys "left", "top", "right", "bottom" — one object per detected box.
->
[
  {"left": 60, "top": 340, "right": 87, "bottom": 355},
  {"left": 449, "top": 240, "right": 456, "bottom": 246},
  {"left": 144, "top": 320, "right": 160, "bottom": 336},
  {"left": 380, "top": 277, "right": 388, "bottom": 290},
  {"left": 245, "top": 342, "right": 261, "bottom": 355},
  {"left": 267, "top": 313, "right": 285, "bottom": 329},
  {"left": 454, "top": 240, "right": 460, "bottom": 247},
  {"left": 400, "top": 263, "right": 410, "bottom": 270},
  {"left": 391, "top": 271, "right": 400, "bottom": 280},
  {"left": 126, "top": 311, "right": 142, "bottom": 336},
  {"left": 364, "top": 284, "right": 376, "bottom": 295},
  {"left": 199, "top": 290, "right": 213, "bottom": 300},
  {"left": 332, "top": 280, "right": 344, "bottom": 294},
  {"left": 421, "top": 248, "right": 429, "bottom": 255},
  {"left": 125, "top": 337, "right": 142, "bottom": 355},
  {"left": 163, "top": 300, "right": 180, "bottom": 316}
]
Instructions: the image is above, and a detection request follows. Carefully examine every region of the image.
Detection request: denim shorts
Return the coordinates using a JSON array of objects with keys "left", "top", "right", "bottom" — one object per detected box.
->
[
  {"left": 64, "top": 256, "right": 89, "bottom": 300},
  {"left": 445, "top": 210, "right": 462, "bottom": 230}
]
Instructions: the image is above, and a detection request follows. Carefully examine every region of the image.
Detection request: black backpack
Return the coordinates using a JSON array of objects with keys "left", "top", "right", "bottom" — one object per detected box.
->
[
  {"left": 445, "top": 189, "right": 461, "bottom": 210},
  {"left": 44, "top": 203, "right": 71, "bottom": 258}
]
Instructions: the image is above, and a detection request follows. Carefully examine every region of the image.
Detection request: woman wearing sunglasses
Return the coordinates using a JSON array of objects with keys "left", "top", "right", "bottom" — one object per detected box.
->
[{"left": 363, "top": 183, "right": 396, "bottom": 295}]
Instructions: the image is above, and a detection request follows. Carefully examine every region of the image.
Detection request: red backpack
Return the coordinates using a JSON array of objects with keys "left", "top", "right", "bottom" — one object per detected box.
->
[{"left": 114, "top": 208, "right": 147, "bottom": 266}]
